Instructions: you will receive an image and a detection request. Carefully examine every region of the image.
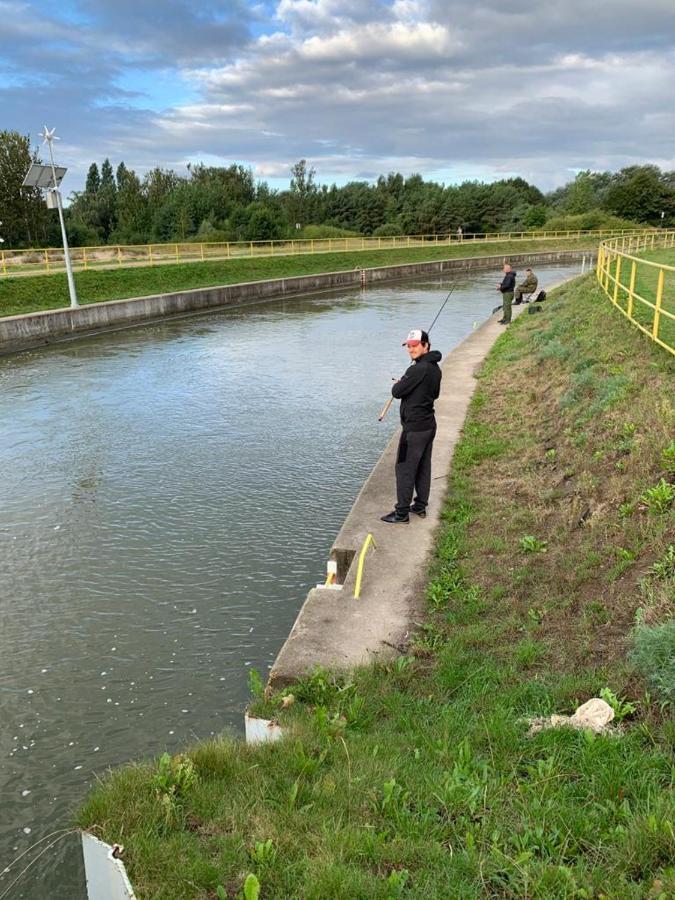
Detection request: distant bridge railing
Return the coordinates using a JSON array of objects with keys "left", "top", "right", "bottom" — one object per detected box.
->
[
  {"left": 0, "top": 228, "right": 651, "bottom": 279},
  {"left": 596, "top": 231, "right": 675, "bottom": 356}
]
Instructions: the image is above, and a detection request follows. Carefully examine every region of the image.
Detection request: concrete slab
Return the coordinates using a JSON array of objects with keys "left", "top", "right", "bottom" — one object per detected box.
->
[{"left": 269, "top": 287, "right": 570, "bottom": 686}]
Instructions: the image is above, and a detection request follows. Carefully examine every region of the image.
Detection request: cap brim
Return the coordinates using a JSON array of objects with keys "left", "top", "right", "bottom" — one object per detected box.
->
[{"left": 403, "top": 340, "right": 421, "bottom": 347}]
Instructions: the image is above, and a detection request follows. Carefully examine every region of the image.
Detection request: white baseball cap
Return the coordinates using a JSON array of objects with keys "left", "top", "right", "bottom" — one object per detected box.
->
[{"left": 402, "top": 329, "right": 429, "bottom": 346}]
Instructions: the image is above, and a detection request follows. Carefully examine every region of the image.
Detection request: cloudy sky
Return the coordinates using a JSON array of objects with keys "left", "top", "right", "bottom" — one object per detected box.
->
[{"left": 2, "top": 0, "right": 675, "bottom": 193}]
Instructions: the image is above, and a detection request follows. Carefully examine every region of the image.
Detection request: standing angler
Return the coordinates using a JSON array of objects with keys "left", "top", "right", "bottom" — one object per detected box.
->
[
  {"left": 380, "top": 329, "right": 442, "bottom": 524},
  {"left": 497, "top": 262, "right": 516, "bottom": 324}
]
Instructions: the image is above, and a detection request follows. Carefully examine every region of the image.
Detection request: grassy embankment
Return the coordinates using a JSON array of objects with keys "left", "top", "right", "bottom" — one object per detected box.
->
[
  {"left": 0, "top": 236, "right": 600, "bottom": 319},
  {"left": 77, "top": 276, "right": 674, "bottom": 899}
]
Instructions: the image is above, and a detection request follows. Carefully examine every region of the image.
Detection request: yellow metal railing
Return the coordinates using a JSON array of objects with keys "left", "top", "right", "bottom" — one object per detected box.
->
[
  {"left": 596, "top": 231, "right": 675, "bottom": 356},
  {"left": 353, "top": 533, "right": 376, "bottom": 600},
  {"left": 0, "top": 228, "right": 651, "bottom": 279}
]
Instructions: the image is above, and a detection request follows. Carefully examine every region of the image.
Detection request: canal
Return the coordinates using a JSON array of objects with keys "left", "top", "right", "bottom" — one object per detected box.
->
[{"left": 0, "top": 263, "right": 579, "bottom": 897}]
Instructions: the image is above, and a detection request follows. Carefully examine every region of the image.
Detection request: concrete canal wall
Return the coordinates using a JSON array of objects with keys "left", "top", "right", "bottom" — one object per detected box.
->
[{"left": 0, "top": 249, "right": 591, "bottom": 354}]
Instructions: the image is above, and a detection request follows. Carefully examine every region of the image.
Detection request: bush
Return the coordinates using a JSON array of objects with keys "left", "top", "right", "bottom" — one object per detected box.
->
[
  {"left": 372, "top": 222, "right": 404, "bottom": 237},
  {"left": 539, "top": 209, "right": 646, "bottom": 233},
  {"left": 65, "top": 221, "right": 102, "bottom": 247},
  {"left": 298, "top": 224, "right": 361, "bottom": 239},
  {"left": 186, "top": 219, "right": 232, "bottom": 243},
  {"left": 630, "top": 623, "right": 675, "bottom": 700}
]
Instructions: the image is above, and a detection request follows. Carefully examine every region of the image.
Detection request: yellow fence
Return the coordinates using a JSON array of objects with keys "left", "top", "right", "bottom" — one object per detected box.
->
[
  {"left": 596, "top": 231, "right": 675, "bottom": 356},
  {"left": 0, "top": 228, "right": 650, "bottom": 279}
]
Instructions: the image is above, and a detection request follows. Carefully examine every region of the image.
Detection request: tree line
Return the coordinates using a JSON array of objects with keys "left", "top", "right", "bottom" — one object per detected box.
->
[{"left": 1, "top": 129, "right": 674, "bottom": 249}]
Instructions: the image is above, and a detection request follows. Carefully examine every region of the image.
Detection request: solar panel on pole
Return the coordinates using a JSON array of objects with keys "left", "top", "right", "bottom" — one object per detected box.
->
[{"left": 22, "top": 164, "right": 67, "bottom": 190}]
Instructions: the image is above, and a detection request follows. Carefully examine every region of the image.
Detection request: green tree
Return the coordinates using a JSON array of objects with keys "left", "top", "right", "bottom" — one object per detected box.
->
[
  {"left": 605, "top": 166, "right": 673, "bottom": 225},
  {"left": 111, "top": 167, "right": 150, "bottom": 244},
  {"left": 85, "top": 163, "right": 100, "bottom": 195},
  {"left": 245, "top": 202, "right": 285, "bottom": 241},
  {"left": 115, "top": 162, "right": 129, "bottom": 190},
  {"left": 0, "top": 130, "right": 49, "bottom": 247},
  {"left": 100, "top": 158, "right": 115, "bottom": 192},
  {"left": 561, "top": 172, "right": 596, "bottom": 215},
  {"left": 286, "top": 159, "right": 318, "bottom": 226}
]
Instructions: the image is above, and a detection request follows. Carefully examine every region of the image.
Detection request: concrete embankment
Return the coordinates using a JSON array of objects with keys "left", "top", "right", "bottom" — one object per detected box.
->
[
  {"left": 0, "top": 249, "right": 591, "bottom": 354},
  {"left": 269, "top": 287, "right": 571, "bottom": 686}
]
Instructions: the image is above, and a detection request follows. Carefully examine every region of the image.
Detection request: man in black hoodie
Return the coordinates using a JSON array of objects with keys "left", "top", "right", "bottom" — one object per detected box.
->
[{"left": 381, "top": 329, "right": 442, "bottom": 524}]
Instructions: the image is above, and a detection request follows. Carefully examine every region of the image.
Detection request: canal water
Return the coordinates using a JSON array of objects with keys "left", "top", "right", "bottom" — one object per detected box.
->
[{"left": 0, "top": 263, "right": 579, "bottom": 897}]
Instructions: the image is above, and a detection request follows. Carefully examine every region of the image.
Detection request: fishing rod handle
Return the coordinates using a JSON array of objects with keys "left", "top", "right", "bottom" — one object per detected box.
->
[{"left": 378, "top": 397, "right": 394, "bottom": 421}]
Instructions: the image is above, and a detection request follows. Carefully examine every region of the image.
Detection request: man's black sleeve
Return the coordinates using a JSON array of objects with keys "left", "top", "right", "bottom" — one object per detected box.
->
[{"left": 391, "top": 364, "right": 426, "bottom": 399}]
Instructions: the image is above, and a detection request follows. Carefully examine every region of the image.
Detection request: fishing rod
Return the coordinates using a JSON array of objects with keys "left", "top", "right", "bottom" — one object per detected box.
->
[{"left": 378, "top": 281, "right": 458, "bottom": 421}]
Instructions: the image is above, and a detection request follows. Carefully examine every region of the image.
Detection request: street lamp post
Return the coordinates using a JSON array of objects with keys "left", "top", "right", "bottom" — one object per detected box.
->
[{"left": 40, "top": 127, "right": 78, "bottom": 308}]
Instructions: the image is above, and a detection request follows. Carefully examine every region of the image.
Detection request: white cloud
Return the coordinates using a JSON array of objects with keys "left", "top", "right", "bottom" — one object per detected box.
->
[
  {"left": 4, "top": 0, "right": 675, "bottom": 191},
  {"left": 300, "top": 21, "right": 457, "bottom": 62}
]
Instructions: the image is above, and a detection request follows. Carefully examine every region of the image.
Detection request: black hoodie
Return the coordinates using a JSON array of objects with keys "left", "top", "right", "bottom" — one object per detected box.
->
[{"left": 391, "top": 349, "right": 442, "bottom": 431}]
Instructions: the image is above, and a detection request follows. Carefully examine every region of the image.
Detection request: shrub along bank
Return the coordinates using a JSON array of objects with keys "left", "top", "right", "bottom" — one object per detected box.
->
[
  {"left": 78, "top": 276, "right": 674, "bottom": 899},
  {"left": 0, "top": 236, "right": 601, "bottom": 318}
]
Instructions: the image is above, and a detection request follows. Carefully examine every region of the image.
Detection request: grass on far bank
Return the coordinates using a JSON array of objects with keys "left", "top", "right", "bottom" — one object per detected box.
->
[
  {"left": 76, "top": 276, "right": 674, "bottom": 899},
  {"left": 0, "top": 236, "right": 602, "bottom": 319}
]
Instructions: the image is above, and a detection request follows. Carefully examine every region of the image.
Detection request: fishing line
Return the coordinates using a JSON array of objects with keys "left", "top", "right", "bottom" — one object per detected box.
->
[{"left": 0, "top": 830, "right": 77, "bottom": 900}]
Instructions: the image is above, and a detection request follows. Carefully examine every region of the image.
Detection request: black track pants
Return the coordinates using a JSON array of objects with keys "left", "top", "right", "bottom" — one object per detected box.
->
[{"left": 395, "top": 426, "right": 436, "bottom": 515}]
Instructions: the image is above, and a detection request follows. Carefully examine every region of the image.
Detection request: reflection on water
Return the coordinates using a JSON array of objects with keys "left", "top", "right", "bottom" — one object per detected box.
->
[{"left": 0, "top": 265, "right": 580, "bottom": 896}]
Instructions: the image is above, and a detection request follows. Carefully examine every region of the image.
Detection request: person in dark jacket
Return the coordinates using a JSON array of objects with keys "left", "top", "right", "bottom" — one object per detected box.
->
[
  {"left": 381, "top": 329, "right": 442, "bottom": 524},
  {"left": 497, "top": 263, "right": 516, "bottom": 324}
]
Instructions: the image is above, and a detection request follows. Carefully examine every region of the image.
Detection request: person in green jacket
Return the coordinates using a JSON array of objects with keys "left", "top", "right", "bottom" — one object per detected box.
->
[{"left": 514, "top": 268, "right": 538, "bottom": 304}]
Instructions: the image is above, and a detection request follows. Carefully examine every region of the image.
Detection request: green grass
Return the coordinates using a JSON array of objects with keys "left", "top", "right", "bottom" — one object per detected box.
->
[
  {"left": 0, "top": 237, "right": 601, "bottom": 319},
  {"left": 75, "top": 276, "right": 674, "bottom": 899}
]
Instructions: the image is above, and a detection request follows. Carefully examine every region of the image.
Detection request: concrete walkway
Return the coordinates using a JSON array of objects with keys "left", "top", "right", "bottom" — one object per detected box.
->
[{"left": 269, "top": 298, "right": 540, "bottom": 686}]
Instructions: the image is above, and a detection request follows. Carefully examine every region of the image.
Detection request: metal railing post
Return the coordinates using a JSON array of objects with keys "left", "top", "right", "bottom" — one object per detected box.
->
[
  {"left": 627, "top": 260, "right": 637, "bottom": 320},
  {"left": 613, "top": 256, "right": 622, "bottom": 305},
  {"left": 653, "top": 269, "right": 665, "bottom": 339}
]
